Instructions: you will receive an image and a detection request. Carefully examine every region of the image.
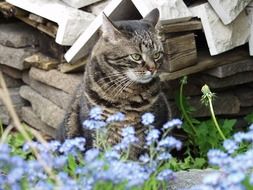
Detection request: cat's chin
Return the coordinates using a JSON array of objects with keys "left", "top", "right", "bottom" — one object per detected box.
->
[
  {"left": 137, "top": 77, "right": 153, "bottom": 84},
  {"left": 126, "top": 70, "right": 155, "bottom": 84}
]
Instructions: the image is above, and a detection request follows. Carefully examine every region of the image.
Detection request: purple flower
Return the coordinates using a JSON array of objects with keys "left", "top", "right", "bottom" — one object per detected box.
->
[{"left": 141, "top": 113, "right": 155, "bottom": 125}]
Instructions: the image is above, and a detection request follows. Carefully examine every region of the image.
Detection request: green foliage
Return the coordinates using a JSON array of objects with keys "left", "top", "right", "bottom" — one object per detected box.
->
[
  {"left": 177, "top": 76, "right": 236, "bottom": 158},
  {"left": 7, "top": 131, "right": 33, "bottom": 158},
  {"left": 245, "top": 112, "right": 253, "bottom": 124},
  {"left": 164, "top": 156, "right": 207, "bottom": 171}
]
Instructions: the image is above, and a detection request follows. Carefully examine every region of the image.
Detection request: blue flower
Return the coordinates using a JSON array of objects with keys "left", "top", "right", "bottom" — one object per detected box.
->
[
  {"left": 105, "top": 150, "right": 120, "bottom": 161},
  {"left": 249, "top": 172, "right": 253, "bottom": 185},
  {"left": 59, "top": 137, "right": 86, "bottom": 154},
  {"left": 146, "top": 129, "right": 160, "bottom": 145},
  {"left": 106, "top": 112, "right": 125, "bottom": 123},
  {"left": 85, "top": 148, "right": 100, "bottom": 162},
  {"left": 227, "top": 171, "right": 245, "bottom": 185},
  {"left": 202, "top": 172, "right": 221, "bottom": 186},
  {"left": 141, "top": 112, "right": 155, "bottom": 125},
  {"left": 89, "top": 106, "right": 103, "bottom": 120},
  {"left": 121, "top": 126, "right": 135, "bottom": 137},
  {"left": 163, "top": 119, "right": 182, "bottom": 129},
  {"left": 156, "top": 169, "right": 173, "bottom": 181},
  {"left": 7, "top": 168, "right": 24, "bottom": 184},
  {"left": 158, "top": 136, "right": 182, "bottom": 150},
  {"left": 83, "top": 119, "right": 107, "bottom": 130},
  {"left": 223, "top": 139, "right": 238, "bottom": 154},
  {"left": 157, "top": 152, "right": 172, "bottom": 161},
  {"left": 249, "top": 123, "right": 253, "bottom": 131},
  {"left": 139, "top": 154, "right": 150, "bottom": 163},
  {"left": 207, "top": 149, "right": 229, "bottom": 166}
]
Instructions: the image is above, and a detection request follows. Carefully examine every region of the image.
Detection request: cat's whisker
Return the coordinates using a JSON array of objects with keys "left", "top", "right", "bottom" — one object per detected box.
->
[
  {"left": 113, "top": 79, "right": 133, "bottom": 98},
  {"left": 110, "top": 78, "right": 130, "bottom": 98},
  {"left": 103, "top": 77, "right": 129, "bottom": 96},
  {"left": 99, "top": 76, "right": 127, "bottom": 94},
  {"left": 96, "top": 72, "right": 125, "bottom": 84}
]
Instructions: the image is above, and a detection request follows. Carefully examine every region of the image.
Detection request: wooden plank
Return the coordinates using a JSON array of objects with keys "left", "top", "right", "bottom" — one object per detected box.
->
[
  {"left": 16, "top": 15, "right": 57, "bottom": 38},
  {"left": 59, "top": 56, "right": 88, "bottom": 73},
  {"left": 158, "top": 19, "right": 202, "bottom": 33},
  {"left": 0, "top": 2, "right": 27, "bottom": 17},
  {"left": 163, "top": 33, "right": 197, "bottom": 72},
  {"left": 24, "top": 53, "right": 59, "bottom": 71},
  {"left": 160, "top": 47, "right": 251, "bottom": 81}
]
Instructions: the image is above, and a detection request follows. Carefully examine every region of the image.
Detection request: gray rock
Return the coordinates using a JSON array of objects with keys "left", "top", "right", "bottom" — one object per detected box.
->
[
  {"left": 188, "top": 93, "right": 240, "bottom": 117},
  {"left": 19, "top": 85, "right": 65, "bottom": 129},
  {"left": 29, "top": 67, "right": 82, "bottom": 94},
  {"left": 22, "top": 71, "right": 30, "bottom": 85},
  {"left": 0, "top": 104, "right": 25, "bottom": 125},
  {"left": 206, "top": 59, "right": 253, "bottom": 78},
  {"left": 169, "top": 169, "right": 216, "bottom": 190},
  {"left": 0, "top": 88, "right": 26, "bottom": 106},
  {"left": 0, "top": 44, "right": 38, "bottom": 70},
  {"left": 191, "top": 72, "right": 253, "bottom": 89},
  {"left": 21, "top": 106, "right": 56, "bottom": 138},
  {"left": 234, "top": 87, "right": 253, "bottom": 107},
  {"left": 0, "top": 22, "right": 39, "bottom": 48},
  {"left": 2, "top": 73, "right": 23, "bottom": 88},
  {"left": 0, "top": 65, "right": 22, "bottom": 79},
  {"left": 30, "top": 78, "right": 72, "bottom": 110},
  {"left": 0, "top": 88, "right": 26, "bottom": 125}
]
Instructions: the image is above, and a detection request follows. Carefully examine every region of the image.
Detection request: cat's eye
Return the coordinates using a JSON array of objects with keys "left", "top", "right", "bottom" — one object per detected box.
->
[
  {"left": 130, "top": 53, "right": 142, "bottom": 61},
  {"left": 153, "top": 52, "right": 162, "bottom": 60}
]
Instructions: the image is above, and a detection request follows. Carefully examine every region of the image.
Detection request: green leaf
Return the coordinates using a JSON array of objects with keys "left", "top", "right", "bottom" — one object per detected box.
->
[
  {"left": 67, "top": 154, "right": 77, "bottom": 177},
  {"left": 221, "top": 119, "right": 236, "bottom": 138},
  {"left": 245, "top": 112, "right": 253, "bottom": 124}
]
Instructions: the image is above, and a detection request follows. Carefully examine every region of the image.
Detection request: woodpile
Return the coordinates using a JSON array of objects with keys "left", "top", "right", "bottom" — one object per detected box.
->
[{"left": 0, "top": 0, "right": 253, "bottom": 137}]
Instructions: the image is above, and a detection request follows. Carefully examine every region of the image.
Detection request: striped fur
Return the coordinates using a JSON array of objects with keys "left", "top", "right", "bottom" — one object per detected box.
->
[{"left": 57, "top": 9, "right": 170, "bottom": 156}]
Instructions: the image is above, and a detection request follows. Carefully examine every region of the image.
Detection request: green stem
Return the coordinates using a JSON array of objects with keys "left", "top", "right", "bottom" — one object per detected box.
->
[
  {"left": 208, "top": 98, "right": 226, "bottom": 140},
  {"left": 179, "top": 79, "right": 197, "bottom": 134}
]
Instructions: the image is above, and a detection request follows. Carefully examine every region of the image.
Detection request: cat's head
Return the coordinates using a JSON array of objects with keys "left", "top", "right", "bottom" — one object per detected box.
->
[{"left": 95, "top": 9, "right": 163, "bottom": 84}]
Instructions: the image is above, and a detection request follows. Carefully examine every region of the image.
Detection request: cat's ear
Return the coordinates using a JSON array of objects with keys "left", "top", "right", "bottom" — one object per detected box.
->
[
  {"left": 142, "top": 8, "right": 160, "bottom": 27},
  {"left": 101, "top": 13, "right": 121, "bottom": 41}
]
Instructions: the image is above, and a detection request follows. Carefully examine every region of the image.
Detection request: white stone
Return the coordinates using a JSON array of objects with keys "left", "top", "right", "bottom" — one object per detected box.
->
[
  {"left": 246, "top": 6, "right": 253, "bottom": 56},
  {"left": 65, "top": 0, "right": 159, "bottom": 63},
  {"left": 151, "top": 0, "right": 192, "bottom": 24},
  {"left": 61, "top": 0, "right": 103, "bottom": 8},
  {"left": 87, "top": 0, "right": 111, "bottom": 16},
  {"left": 6, "top": 0, "right": 96, "bottom": 45},
  {"left": 190, "top": 3, "right": 250, "bottom": 56},
  {"left": 208, "top": 0, "right": 251, "bottom": 25}
]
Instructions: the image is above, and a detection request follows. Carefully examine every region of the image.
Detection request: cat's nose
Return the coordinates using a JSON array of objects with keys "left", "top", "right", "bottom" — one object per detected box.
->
[{"left": 147, "top": 66, "right": 156, "bottom": 73}]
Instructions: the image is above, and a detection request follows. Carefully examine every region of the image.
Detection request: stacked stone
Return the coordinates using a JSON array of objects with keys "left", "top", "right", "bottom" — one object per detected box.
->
[
  {"left": 20, "top": 68, "right": 82, "bottom": 138},
  {"left": 0, "top": 22, "right": 38, "bottom": 125},
  {"left": 163, "top": 54, "right": 253, "bottom": 119}
]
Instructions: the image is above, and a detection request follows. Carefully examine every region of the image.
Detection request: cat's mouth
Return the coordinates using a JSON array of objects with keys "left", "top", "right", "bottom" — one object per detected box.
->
[{"left": 126, "top": 70, "right": 157, "bottom": 84}]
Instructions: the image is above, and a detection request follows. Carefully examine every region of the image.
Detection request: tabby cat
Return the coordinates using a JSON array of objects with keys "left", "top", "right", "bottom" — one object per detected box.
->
[{"left": 57, "top": 9, "right": 171, "bottom": 156}]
